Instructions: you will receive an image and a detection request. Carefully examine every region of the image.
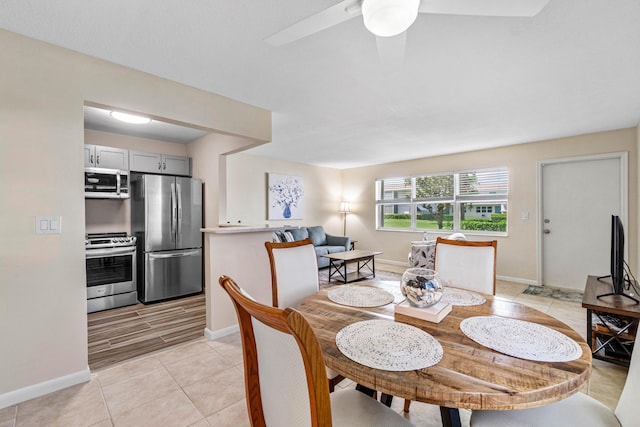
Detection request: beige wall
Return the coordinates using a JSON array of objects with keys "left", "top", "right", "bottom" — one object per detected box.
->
[
  {"left": 227, "top": 128, "right": 640, "bottom": 283},
  {"left": 341, "top": 128, "right": 638, "bottom": 283},
  {"left": 225, "top": 153, "right": 344, "bottom": 236},
  {"left": 225, "top": 131, "right": 638, "bottom": 285},
  {"left": 0, "top": 29, "right": 270, "bottom": 406}
]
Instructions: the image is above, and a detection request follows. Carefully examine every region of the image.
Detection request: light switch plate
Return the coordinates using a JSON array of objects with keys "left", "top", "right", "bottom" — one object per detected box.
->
[{"left": 36, "top": 216, "right": 62, "bottom": 234}]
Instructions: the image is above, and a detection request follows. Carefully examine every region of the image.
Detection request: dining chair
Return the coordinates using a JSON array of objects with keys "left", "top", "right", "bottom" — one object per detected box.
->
[
  {"left": 433, "top": 237, "right": 498, "bottom": 295},
  {"left": 218, "top": 275, "right": 413, "bottom": 427},
  {"left": 264, "top": 238, "right": 345, "bottom": 391},
  {"left": 404, "top": 236, "right": 497, "bottom": 413},
  {"left": 469, "top": 343, "right": 639, "bottom": 426}
]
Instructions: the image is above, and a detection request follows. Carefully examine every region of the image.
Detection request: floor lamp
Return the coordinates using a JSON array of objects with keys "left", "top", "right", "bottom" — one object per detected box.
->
[{"left": 339, "top": 202, "right": 351, "bottom": 236}]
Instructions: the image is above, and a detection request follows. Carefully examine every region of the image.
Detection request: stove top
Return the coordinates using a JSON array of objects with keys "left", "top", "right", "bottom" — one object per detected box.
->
[{"left": 85, "top": 232, "right": 136, "bottom": 248}]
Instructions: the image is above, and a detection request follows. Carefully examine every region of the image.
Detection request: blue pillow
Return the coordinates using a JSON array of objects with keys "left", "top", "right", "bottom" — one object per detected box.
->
[
  {"left": 289, "top": 227, "right": 309, "bottom": 241},
  {"left": 307, "top": 226, "right": 327, "bottom": 246}
]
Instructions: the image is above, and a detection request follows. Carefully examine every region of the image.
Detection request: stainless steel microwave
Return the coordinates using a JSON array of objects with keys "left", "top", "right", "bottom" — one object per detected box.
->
[{"left": 84, "top": 167, "right": 129, "bottom": 199}]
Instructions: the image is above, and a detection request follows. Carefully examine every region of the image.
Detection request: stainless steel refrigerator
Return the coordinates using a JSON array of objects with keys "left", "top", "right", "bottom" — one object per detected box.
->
[{"left": 131, "top": 173, "right": 203, "bottom": 303}]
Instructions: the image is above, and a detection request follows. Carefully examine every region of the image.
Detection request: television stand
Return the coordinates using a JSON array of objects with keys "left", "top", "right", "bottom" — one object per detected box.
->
[{"left": 584, "top": 275, "right": 640, "bottom": 366}]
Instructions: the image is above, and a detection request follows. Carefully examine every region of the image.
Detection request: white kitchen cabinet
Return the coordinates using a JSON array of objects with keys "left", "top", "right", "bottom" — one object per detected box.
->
[
  {"left": 162, "top": 155, "right": 191, "bottom": 176},
  {"left": 84, "top": 145, "right": 129, "bottom": 170},
  {"left": 129, "top": 150, "right": 191, "bottom": 176}
]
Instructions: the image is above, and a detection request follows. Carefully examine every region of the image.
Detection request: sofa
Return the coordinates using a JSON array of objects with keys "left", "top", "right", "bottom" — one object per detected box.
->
[{"left": 273, "top": 225, "right": 351, "bottom": 268}]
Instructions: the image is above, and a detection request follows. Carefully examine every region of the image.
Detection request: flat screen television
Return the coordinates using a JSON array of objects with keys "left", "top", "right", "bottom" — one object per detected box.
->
[
  {"left": 598, "top": 215, "right": 638, "bottom": 303},
  {"left": 611, "top": 215, "right": 625, "bottom": 294}
]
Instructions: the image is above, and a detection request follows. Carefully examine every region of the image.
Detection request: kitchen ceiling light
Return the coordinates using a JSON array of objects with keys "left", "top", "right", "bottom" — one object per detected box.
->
[
  {"left": 362, "top": 0, "right": 420, "bottom": 38},
  {"left": 109, "top": 111, "right": 152, "bottom": 124}
]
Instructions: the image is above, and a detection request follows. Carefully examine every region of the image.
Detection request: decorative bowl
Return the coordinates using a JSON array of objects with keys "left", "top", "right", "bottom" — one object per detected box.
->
[{"left": 400, "top": 268, "right": 444, "bottom": 308}]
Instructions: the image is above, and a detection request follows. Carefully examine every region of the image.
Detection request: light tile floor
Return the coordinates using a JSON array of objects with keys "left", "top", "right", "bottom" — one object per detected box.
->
[{"left": 0, "top": 276, "right": 629, "bottom": 427}]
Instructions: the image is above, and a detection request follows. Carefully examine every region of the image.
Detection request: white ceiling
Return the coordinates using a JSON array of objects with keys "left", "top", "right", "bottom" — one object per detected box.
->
[{"left": 2, "top": 0, "right": 640, "bottom": 169}]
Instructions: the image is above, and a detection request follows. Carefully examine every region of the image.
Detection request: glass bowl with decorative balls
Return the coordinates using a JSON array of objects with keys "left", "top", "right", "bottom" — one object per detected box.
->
[{"left": 400, "top": 268, "right": 444, "bottom": 308}]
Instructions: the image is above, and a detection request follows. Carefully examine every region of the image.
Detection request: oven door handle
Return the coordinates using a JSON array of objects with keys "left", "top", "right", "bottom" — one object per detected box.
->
[
  {"left": 148, "top": 250, "right": 200, "bottom": 259},
  {"left": 86, "top": 247, "right": 136, "bottom": 258}
]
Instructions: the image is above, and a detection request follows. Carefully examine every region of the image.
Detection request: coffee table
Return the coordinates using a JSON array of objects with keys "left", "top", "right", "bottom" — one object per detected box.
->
[{"left": 321, "top": 249, "right": 382, "bottom": 284}]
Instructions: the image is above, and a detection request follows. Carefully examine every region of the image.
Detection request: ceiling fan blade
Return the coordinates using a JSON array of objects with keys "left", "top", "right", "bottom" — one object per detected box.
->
[
  {"left": 264, "top": 0, "right": 362, "bottom": 46},
  {"left": 376, "top": 32, "right": 407, "bottom": 70},
  {"left": 418, "top": 0, "right": 550, "bottom": 17}
]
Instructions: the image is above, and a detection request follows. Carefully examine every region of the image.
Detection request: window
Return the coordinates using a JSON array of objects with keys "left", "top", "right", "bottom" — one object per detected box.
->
[{"left": 376, "top": 168, "right": 508, "bottom": 234}]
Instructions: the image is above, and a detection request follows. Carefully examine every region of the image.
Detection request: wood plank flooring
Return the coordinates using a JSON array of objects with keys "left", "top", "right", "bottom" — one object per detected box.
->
[{"left": 87, "top": 293, "right": 206, "bottom": 370}]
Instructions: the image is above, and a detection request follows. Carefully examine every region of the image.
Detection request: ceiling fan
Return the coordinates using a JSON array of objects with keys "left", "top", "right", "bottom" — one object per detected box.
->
[{"left": 265, "top": 0, "right": 550, "bottom": 48}]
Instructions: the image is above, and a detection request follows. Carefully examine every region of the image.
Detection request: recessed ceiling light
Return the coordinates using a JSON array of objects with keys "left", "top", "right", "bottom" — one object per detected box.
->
[{"left": 109, "top": 111, "right": 152, "bottom": 124}]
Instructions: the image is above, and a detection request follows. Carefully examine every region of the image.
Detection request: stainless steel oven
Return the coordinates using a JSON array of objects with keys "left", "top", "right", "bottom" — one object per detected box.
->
[{"left": 85, "top": 232, "right": 137, "bottom": 313}]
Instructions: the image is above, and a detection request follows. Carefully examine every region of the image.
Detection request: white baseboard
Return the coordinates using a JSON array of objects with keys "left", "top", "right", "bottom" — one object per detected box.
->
[
  {"left": 497, "top": 275, "right": 537, "bottom": 286},
  {"left": 204, "top": 324, "right": 239, "bottom": 341},
  {"left": 0, "top": 368, "right": 91, "bottom": 410},
  {"left": 377, "top": 258, "right": 410, "bottom": 268}
]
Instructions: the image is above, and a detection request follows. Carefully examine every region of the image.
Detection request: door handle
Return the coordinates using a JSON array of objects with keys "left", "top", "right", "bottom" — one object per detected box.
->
[
  {"left": 170, "top": 182, "right": 177, "bottom": 238},
  {"left": 149, "top": 250, "right": 200, "bottom": 259},
  {"left": 544, "top": 229, "right": 551, "bottom": 234}
]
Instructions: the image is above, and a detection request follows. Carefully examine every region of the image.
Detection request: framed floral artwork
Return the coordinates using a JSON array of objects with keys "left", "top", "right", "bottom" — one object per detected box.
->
[{"left": 268, "top": 173, "right": 304, "bottom": 220}]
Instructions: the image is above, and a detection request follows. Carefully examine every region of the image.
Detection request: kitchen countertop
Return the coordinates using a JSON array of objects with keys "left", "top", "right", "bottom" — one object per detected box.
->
[{"left": 201, "top": 225, "right": 287, "bottom": 234}]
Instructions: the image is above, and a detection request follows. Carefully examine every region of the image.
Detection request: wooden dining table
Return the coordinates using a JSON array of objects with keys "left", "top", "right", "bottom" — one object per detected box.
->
[{"left": 296, "top": 280, "right": 592, "bottom": 427}]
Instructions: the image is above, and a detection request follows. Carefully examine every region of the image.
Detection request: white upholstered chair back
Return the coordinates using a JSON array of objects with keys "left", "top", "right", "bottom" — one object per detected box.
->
[
  {"left": 434, "top": 237, "right": 497, "bottom": 295},
  {"left": 252, "top": 317, "right": 312, "bottom": 426},
  {"left": 615, "top": 341, "right": 640, "bottom": 425},
  {"left": 265, "top": 238, "right": 319, "bottom": 308}
]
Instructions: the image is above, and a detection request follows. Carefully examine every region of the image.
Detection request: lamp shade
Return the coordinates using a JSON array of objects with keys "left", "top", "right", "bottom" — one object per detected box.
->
[
  {"left": 339, "top": 202, "right": 351, "bottom": 213},
  {"left": 362, "top": 0, "right": 420, "bottom": 37}
]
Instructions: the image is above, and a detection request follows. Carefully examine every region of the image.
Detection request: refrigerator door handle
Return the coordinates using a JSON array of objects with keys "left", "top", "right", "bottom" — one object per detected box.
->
[
  {"left": 176, "top": 182, "right": 183, "bottom": 238},
  {"left": 170, "top": 182, "right": 177, "bottom": 240},
  {"left": 148, "top": 250, "right": 200, "bottom": 259}
]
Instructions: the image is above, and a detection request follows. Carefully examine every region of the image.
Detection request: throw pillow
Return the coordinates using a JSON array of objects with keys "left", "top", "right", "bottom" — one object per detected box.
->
[
  {"left": 289, "top": 227, "right": 309, "bottom": 241},
  {"left": 283, "top": 231, "right": 295, "bottom": 242},
  {"left": 307, "top": 226, "right": 327, "bottom": 246}
]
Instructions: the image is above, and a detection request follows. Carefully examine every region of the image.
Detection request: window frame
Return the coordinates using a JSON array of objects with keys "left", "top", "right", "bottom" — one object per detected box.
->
[{"left": 375, "top": 167, "right": 509, "bottom": 236}]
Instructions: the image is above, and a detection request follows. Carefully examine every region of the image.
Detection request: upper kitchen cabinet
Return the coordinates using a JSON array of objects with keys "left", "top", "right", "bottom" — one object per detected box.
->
[
  {"left": 84, "top": 144, "right": 129, "bottom": 170},
  {"left": 129, "top": 150, "right": 192, "bottom": 177}
]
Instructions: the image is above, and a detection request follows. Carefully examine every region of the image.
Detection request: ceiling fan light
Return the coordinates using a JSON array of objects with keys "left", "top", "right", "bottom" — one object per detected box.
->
[
  {"left": 362, "top": 0, "right": 420, "bottom": 37},
  {"left": 109, "top": 111, "right": 152, "bottom": 124}
]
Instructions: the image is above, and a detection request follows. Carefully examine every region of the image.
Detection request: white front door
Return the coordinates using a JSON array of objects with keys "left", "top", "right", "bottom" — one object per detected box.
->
[{"left": 540, "top": 153, "right": 627, "bottom": 290}]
